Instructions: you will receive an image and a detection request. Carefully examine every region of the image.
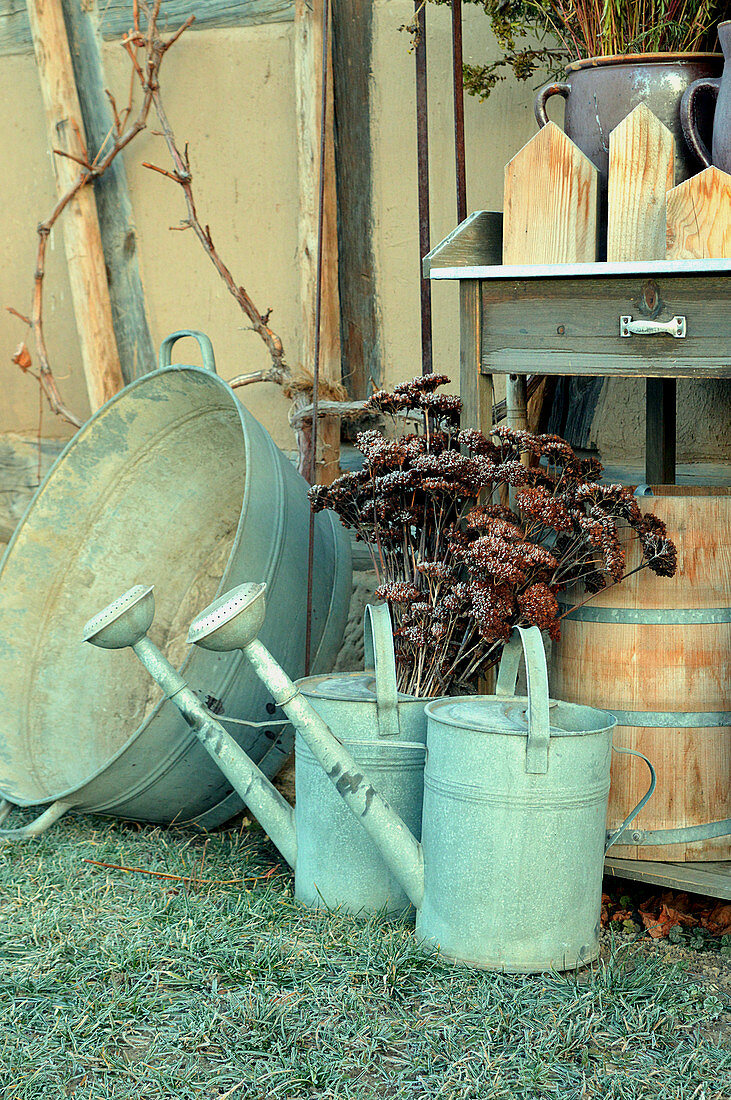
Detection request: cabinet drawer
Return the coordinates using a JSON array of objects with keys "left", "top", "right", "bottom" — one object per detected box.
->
[{"left": 479, "top": 272, "right": 731, "bottom": 378}]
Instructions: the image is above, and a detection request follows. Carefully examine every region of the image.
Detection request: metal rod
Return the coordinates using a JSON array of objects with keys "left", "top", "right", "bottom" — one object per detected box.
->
[
  {"left": 305, "top": 0, "right": 332, "bottom": 675},
  {"left": 414, "top": 0, "right": 432, "bottom": 375},
  {"left": 451, "top": 0, "right": 467, "bottom": 224}
]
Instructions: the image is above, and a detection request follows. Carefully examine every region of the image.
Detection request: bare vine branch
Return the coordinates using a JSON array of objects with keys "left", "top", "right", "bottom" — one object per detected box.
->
[{"left": 8, "top": 0, "right": 193, "bottom": 427}]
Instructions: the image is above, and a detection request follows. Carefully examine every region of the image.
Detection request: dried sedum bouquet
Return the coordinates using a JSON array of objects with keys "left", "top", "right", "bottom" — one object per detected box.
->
[{"left": 309, "top": 376, "right": 676, "bottom": 697}]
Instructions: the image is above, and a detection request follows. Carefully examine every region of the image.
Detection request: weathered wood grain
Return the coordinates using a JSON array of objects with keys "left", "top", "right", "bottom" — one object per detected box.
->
[
  {"left": 0, "top": 0, "right": 294, "bottom": 56},
  {"left": 607, "top": 104, "right": 674, "bottom": 262},
  {"left": 295, "top": 0, "right": 341, "bottom": 485},
  {"left": 667, "top": 166, "right": 731, "bottom": 260},
  {"left": 551, "top": 488, "right": 731, "bottom": 863},
  {"left": 503, "top": 122, "right": 599, "bottom": 266},
  {"left": 331, "top": 0, "right": 379, "bottom": 398},
  {"left": 605, "top": 858, "right": 731, "bottom": 900},
  {"left": 479, "top": 273, "right": 731, "bottom": 378},
  {"left": 423, "top": 211, "right": 503, "bottom": 276},
  {"left": 61, "top": 0, "right": 155, "bottom": 383},
  {"left": 459, "top": 279, "right": 492, "bottom": 435},
  {"left": 27, "top": 0, "right": 124, "bottom": 411},
  {"left": 503, "top": 122, "right": 598, "bottom": 434}
]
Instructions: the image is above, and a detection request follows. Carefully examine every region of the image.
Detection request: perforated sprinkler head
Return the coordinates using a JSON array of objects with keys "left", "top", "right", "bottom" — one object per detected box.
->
[
  {"left": 83, "top": 585, "right": 155, "bottom": 650},
  {"left": 187, "top": 582, "right": 267, "bottom": 652}
]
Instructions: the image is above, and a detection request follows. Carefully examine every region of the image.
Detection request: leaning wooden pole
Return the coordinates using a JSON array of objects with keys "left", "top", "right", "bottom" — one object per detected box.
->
[
  {"left": 61, "top": 0, "right": 155, "bottom": 384},
  {"left": 27, "top": 0, "right": 125, "bottom": 412}
]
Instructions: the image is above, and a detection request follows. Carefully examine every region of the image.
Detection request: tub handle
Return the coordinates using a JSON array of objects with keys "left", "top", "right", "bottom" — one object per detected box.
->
[
  {"left": 0, "top": 797, "right": 73, "bottom": 840},
  {"left": 158, "top": 330, "right": 218, "bottom": 374},
  {"left": 496, "top": 626, "right": 551, "bottom": 774},
  {"left": 604, "top": 747, "right": 657, "bottom": 852},
  {"left": 363, "top": 603, "right": 401, "bottom": 740}
]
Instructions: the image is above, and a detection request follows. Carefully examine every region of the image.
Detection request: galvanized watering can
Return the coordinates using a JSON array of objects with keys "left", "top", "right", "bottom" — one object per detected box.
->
[
  {"left": 118, "top": 581, "right": 653, "bottom": 973},
  {"left": 84, "top": 588, "right": 428, "bottom": 915},
  {"left": 0, "top": 332, "right": 351, "bottom": 839}
]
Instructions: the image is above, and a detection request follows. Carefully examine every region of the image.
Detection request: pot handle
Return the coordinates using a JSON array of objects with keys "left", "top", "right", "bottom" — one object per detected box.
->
[
  {"left": 680, "top": 77, "right": 720, "bottom": 169},
  {"left": 158, "top": 330, "right": 218, "bottom": 374},
  {"left": 363, "top": 603, "right": 401, "bottom": 740},
  {"left": 496, "top": 626, "right": 551, "bottom": 774},
  {"left": 534, "top": 82, "right": 571, "bottom": 128},
  {"left": 604, "top": 746, "right": 657, "bottom": 852},
  {"left": 0, "top": 797, "right": 73, "bottom": 840}
]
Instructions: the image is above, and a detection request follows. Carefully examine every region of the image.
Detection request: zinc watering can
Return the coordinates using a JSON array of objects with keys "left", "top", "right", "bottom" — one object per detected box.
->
[{"left": 83, "top": 585, "right": 428, "bottom": 914}]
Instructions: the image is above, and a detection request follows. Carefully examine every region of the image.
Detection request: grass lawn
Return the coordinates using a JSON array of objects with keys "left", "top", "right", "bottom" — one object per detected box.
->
[{"left": 1, "top": 812, "right": 729, "bottom": 1099}]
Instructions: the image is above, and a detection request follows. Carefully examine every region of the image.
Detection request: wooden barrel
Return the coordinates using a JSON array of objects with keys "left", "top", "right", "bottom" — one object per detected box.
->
[{"left": 550, "top": 487, "right": 730, "bottom": 861}]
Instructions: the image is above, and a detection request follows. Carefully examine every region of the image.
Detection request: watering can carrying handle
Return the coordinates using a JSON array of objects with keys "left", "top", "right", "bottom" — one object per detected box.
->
[
  {"left": 158, "top": 330, "right": 217, "bottom": 374},
  {"left": 605, "top": 747, "right": 657, "bottom": 852},
  {"left": 363, "top": 603, "right": 401, "bottom": 740},
  {"left": 0, "top": 797, "right": 73, "bottom": 841},
  {"left": 495, "top": 626, "right": 551, "bottom": 774}
]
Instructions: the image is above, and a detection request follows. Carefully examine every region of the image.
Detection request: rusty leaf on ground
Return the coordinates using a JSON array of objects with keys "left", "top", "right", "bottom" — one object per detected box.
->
[{"left": 602, "top": 886, "right": 731, "bottom": 940}]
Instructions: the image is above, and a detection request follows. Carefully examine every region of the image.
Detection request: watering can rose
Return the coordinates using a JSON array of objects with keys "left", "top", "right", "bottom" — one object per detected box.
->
[{"left": 309, "top": 376, "right": 677, "bottom": 697}]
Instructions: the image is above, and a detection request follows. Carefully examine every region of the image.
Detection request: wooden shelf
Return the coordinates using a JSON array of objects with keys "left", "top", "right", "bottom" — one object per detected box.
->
[{"left": 605, "top": 857, "right": 731, "bottom": 901}]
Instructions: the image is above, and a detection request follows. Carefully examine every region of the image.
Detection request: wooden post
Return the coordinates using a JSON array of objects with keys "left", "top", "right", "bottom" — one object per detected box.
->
[
  {"left": 61, "top": 0, "right": 155, "bottom": 383},
  {"left": 503, "top": 122, "right": 598, "bottom": 437},
  {"left": 607, "top": 104, "right": 676, "bottom": 485},
  {"left": 331, "top": 0, "right": 379, "bottom": 399},
  {"left": 295, "top": 0, "right": 342, "bottom": 486},
  {"left": 26, "top": 0, "right": 124, "bottom": 412}
]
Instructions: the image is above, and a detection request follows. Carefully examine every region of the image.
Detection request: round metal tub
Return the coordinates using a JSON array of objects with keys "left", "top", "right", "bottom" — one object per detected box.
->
[{"left": 0, "top": 334, "right": 351, "bottom": 832}]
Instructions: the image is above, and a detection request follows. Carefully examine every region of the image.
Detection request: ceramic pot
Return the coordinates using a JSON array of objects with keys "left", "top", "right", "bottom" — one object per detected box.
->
[{"left": 681, "top": 21, "right": 731, "bottom": 173}]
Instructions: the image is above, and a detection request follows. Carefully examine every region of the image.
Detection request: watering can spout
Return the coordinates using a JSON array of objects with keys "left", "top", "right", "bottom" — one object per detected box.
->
[
  {"left": 187, "top": 584, "right": 426, "bottom": 909},
  {"left": 83, "top": 586, "right": 298, "bottom": 869}
]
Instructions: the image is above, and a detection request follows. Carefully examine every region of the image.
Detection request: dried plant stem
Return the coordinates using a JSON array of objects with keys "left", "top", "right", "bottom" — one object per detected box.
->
[{"left": 142, "top": 91, "right": 289, "bottom": 386}]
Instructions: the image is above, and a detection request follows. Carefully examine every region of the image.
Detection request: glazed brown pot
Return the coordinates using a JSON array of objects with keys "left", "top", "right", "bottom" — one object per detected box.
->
[
  {"left": 681, "top": 21, "right": 731, "bottom": 174},
  {"left": 535, "top": 53, "right": 723, "bottom": 256}
]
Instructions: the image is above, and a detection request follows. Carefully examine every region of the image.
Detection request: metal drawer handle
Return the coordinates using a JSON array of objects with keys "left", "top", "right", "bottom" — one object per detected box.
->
[{"left": 620, "top": 315, "right": 686, "bottom": 338}]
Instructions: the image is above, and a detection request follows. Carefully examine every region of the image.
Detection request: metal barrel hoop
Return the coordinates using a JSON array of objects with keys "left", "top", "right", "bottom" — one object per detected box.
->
[
  {"left": 158, "top": 329, "right": 217, "bottom": 374},
  {"left": 495, "top": 625, "right": 551, "bottom": 774},
  {"left": 605, "top": 746, "right": 657, "bottom": 852},
  {"left": 363, "top": 603, "right": 402, "bottom": 740}
]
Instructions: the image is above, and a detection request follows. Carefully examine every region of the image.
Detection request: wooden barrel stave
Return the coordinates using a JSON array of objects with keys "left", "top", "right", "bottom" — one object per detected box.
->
[{"left": 551, "top": 487, "right": 731, "bottom": 862}]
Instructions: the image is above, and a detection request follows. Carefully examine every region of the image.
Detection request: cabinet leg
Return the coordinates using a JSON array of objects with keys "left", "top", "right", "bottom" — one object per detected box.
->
[{"left": 645, "top": 379, "right": 676, "bottom": 485}]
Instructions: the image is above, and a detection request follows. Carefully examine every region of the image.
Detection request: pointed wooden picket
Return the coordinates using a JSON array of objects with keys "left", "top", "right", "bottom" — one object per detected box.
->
[
  {"left": 503, "top": 121, "right": 599, "bottom": 265},
  {"left": 666, "top": 166, "right": 731, "bottom": 259},
  {"left": 607, "top": 104, "right": 674, "bottom": 261}
]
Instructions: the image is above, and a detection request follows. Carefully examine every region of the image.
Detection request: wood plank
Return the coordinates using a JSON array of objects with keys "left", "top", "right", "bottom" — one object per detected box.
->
[
  {"left": 479, "top": 273, "right": 731, "bottom": 378},
  {"left": 605, "top": 858, "right": 731, "bottom": 901},
  {"left": 0, "top": 0, "right": 294, "bottom": 56},
  {"left": 667, "top": 166, "right": 731, "bottom": 260},
  {"left": 423, "top": 211, "right": 503, "bottom": 276},
  {"left": 459, "top": 279, "right": 492, "bottom": 435},
  {"left": 331, "top": 0, "right": 379, "bottom": 398},
  {"left": 503, "top": 122, "right": 598, "bottom": 434},
  {"left": 295, "top": 0, "right": 341, "bottom": 485},
  {"left": 61, "top": 0, "right": 155, "bottom": 384},
  {"left": 606, "top": 104, "right": 677, "bottom": 482},
  {"left": 503, "top": 122, "right": 598, "bottom": 266},
  {"left": 27, "top": 0, "right": 124, "bottom": 412},
  {"left": 607, "top": 104, "right": 674, "bottom": 262}
]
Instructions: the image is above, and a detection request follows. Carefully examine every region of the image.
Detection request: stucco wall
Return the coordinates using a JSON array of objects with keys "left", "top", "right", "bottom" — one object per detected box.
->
[{"left": 0, "top": 2, "right": 728, "bottom": 467}]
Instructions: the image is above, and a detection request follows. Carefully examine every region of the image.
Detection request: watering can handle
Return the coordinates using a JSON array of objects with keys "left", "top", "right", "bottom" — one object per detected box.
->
[
  {"left": 158, "top": 330, "right": 217, "bottom": 374},
  {"left": 604, "top": 747, "right": 657, "bottom": 852},
  {"left": 363, "top": 603, "right": 401, "bottom": 740},
  {"left": 0, "top": 797, "right": 73, "bottom": 841},
  {"left": 495, "top": 626, "right": 551, "bottom": 774}
]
